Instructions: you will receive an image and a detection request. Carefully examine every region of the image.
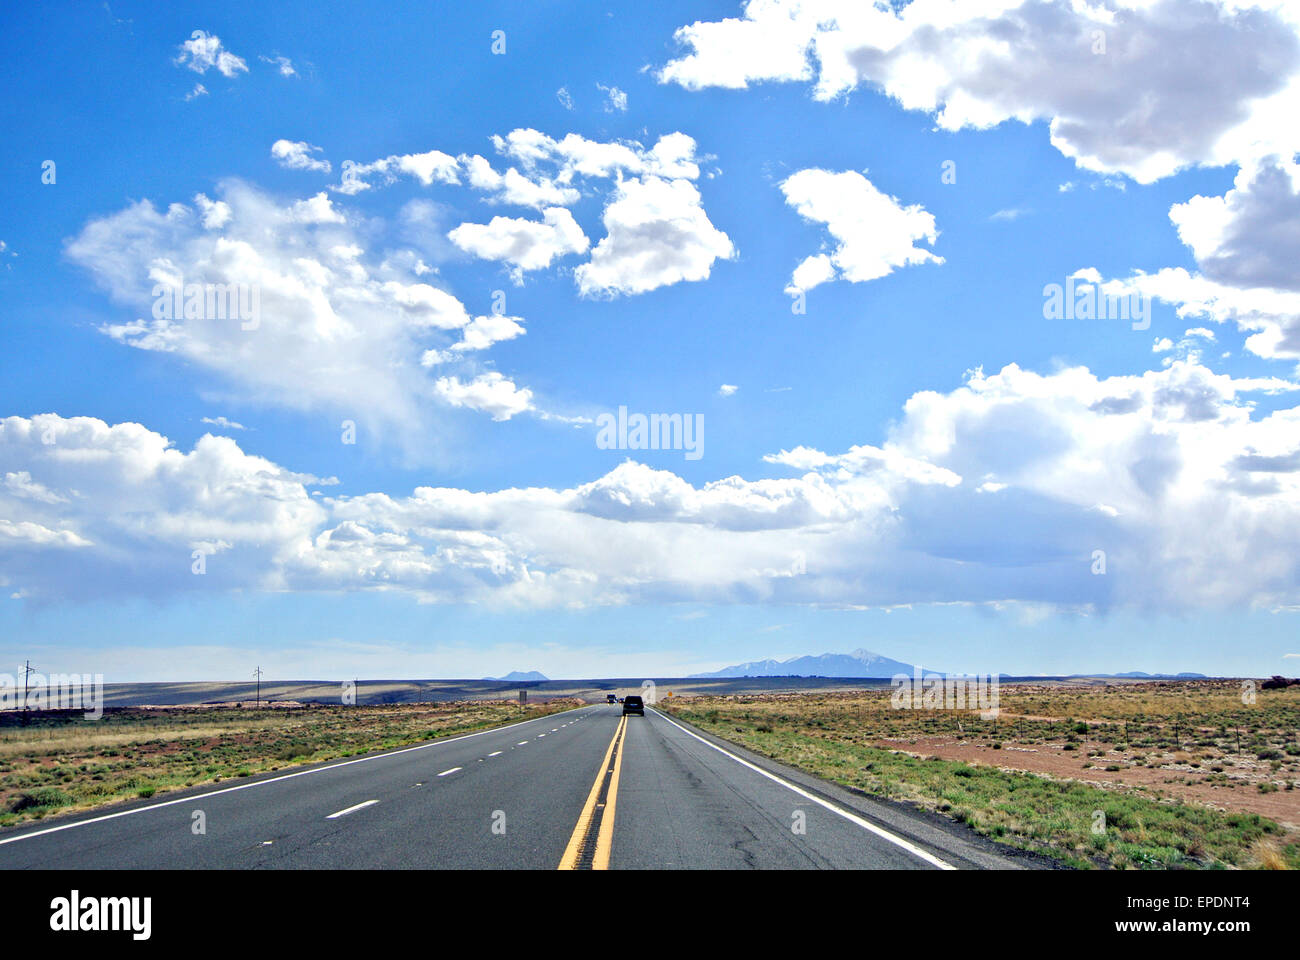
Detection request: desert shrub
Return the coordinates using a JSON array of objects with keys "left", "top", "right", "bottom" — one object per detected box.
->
[{"left": 7, "top": 787, "right": 72, "bottom": 812}]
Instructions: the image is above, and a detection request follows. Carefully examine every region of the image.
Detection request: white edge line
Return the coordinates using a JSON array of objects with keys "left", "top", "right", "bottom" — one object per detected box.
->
[
  {"left": 325, "top": 799, "right": 378, "bottom": 820},
  {"left": 650, "top": 708, "right": 956, "bottom": 871},
  {"left": 0, "top": 704, "right": 587, "bottom": 848}
]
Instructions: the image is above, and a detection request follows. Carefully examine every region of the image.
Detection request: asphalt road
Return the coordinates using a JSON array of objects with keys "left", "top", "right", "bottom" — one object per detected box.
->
[{"left": 0, "top": 704, "right": 1028, "bottom": 869}]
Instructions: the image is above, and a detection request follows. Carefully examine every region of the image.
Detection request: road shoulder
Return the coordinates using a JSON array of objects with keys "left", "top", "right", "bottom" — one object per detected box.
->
[{"left": 652, "top": 707, "right": 1064, "bottom": 870}]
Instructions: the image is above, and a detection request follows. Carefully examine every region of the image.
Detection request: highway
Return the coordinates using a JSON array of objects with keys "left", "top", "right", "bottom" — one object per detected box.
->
[{"left": 0, "top": 704, "right": 1027, "bottom": 869}]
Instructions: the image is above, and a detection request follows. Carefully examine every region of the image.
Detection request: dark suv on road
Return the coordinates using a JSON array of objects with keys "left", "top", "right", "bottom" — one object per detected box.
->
[{"left": 622, "top": 695, "right": 644, "bottom": 716}]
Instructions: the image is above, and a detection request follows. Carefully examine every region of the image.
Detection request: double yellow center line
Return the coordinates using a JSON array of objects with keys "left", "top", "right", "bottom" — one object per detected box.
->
[{"left": 557, "top": 714, "right": 628, "bottom": 869}]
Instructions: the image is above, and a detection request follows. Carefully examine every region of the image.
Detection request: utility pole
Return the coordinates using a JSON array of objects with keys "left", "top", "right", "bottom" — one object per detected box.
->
[
  {"left": 253, "top": 666, "right": 263, "bottom": 708},
  {"left": 21, "top": 660, "right": 33, "bottom": 711}
]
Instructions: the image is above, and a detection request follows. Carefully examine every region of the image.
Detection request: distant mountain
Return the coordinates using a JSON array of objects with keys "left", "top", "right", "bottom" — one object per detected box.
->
[
  {"left": 690, "top": 649, "right": 933, "bottom": 679},
  {"left": 484, "top": 670, "right": 549, "bottom": 682},
  {"left": 690, "top": 651, "right": 1209, "bottom": 680}
]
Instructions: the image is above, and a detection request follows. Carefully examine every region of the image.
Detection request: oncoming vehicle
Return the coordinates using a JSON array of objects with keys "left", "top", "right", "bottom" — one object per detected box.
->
[
  {"left": 622, "top": 695, "right": 644, "bottom": 716},
  {"left": 606, "top": 694, "right": 617, "bottom": 704}
]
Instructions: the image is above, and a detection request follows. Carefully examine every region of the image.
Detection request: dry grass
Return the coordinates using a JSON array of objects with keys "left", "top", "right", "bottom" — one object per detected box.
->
[
  {"left": 1251, "top": 838, "right": 1290, "bottom": 870},
  {"left": 0, "top": 721, "right": 286, "bottom": 759}
]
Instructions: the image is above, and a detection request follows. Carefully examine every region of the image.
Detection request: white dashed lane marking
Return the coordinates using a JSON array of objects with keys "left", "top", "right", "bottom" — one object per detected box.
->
[{"left": 325, "top": 800, "right": 378, "bottom": 820}]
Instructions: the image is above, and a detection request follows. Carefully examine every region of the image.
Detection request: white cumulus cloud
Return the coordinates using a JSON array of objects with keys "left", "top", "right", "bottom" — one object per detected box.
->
[
  {"left": 659, "top": 0, "right": 1300, "bottom": 184},
  {"left": 576, "top": 176, "right": 734, "bottom": 297},
  {"left": 447, "top": 207, "right": 589, "bottom": 281},
  {"left": 64, "top": 181, "right": 542, "bottom": 445},
  {"left": 780, "top": 168, "right": 942, "bottom": 293},
  {"left": 433, "top": 372, "right": 534, "bottom": 421},
  {"left": 1098, "top": 156, "right": 1300, "bottom": 361},
  {"left": 271, "top": 140, "right": 331, "bottom": 173},
  {"left": 7, "top": 360, "right": 1300, "bottom": 609}
]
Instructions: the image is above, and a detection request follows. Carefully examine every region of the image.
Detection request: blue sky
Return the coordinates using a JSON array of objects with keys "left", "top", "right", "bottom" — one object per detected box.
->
[{"left": 2, "top": 1, "right": 1300, "bottom": 680}]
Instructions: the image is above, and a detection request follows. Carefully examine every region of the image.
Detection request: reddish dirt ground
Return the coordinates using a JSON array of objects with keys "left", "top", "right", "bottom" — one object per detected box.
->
[{"left": 876, "top": 735, "right": 1300, "bottom": 828}]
